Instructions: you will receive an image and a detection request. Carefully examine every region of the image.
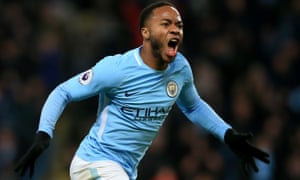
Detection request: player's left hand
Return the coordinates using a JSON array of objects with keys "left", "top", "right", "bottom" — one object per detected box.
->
[
  {"left": 14, "top": 131, "right": 50, "bottom": 178},
  {"left": 224, "top": 129, "right": 270, "bottom": 176}
]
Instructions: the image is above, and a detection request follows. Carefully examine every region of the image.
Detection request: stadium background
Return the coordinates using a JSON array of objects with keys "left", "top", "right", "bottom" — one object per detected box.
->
[{"left": 0, "top": 0, "right": 300, "bottom": 179}]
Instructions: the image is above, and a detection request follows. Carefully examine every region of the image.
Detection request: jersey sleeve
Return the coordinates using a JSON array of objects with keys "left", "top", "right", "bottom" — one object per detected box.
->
[
  {"left": 38, "top": 55, "right": 123, "bottom": 137},
  {"left": 176, "top": 62, "right": 231, "bottom": 142}
]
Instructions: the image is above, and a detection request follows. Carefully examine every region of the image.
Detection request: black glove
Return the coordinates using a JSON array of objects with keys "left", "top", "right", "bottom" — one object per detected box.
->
[
  {"left": 14, "top": 131, "right": 51, "bottom": 178},
  {"left": 224, "top": 129, "right": 270, "bottom": 177}
]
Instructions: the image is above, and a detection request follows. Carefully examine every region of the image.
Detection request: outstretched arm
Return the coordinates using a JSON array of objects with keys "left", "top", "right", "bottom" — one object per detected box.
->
[
  {"left": 176, "top": 79, "right": 231, "bottom": 141},
  {"left": 14, "top": 69, "right": 100, "bottom": 178},
  {"left": 14, "top": 56, "right": 122, "bottom": 178},
  {"left": 176, "top": 75, "right": 269, "bottom": 176},
  {"left": 38, "top": 70, "right": 100, "bottom": 137}
]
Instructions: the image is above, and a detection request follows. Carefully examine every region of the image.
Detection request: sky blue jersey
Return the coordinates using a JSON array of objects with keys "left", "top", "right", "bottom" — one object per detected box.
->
[{"left": 38, "top": 47, "right": 231, "bottom": 179}]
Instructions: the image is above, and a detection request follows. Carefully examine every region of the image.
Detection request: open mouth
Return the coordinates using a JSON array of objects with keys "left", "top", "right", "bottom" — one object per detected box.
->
[
  {"left": 168, "top": 38, "right": 179, "bottom": 48},
  {"left": 167, "top": 38, "right": 179, "bottom": 57}
]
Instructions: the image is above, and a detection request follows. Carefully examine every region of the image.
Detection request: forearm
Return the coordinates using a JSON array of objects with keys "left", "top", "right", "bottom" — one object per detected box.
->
[
  {"left": 38, "top": 84, "right": 71, "bottom": 138},
  {"left": 178, "top": 97, "right": 231, "bottom": 141}
]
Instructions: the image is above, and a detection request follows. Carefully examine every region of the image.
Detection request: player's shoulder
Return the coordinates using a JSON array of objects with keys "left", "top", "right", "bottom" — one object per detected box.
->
[
  {"left": 109, "top": 48, "right": 136, "bottom": 60},
  {"left": 169, "top": 52, "right": 193, "bottom": 81},
  {"left": 172, "top": 52, "right": 191, "bottom": 70},
  {"left": 175, "top": 52, "right": 189, "bottom": 63},
  {"left": 93, "top": 48, "right": 137, "bottom": 70}
]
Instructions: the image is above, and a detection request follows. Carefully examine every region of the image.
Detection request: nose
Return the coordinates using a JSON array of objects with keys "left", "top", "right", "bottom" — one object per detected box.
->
[{"left": 169, "top": 24, "right": 180, "bottom": 35}]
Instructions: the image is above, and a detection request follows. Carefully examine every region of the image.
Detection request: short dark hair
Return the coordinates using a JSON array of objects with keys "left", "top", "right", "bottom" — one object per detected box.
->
[{"left": 139, "top": 1, "right": 176, "bottom": 30}]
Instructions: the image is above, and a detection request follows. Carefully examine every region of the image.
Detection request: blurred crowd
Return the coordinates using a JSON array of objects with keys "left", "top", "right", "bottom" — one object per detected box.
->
[{"left": 0, "top": 0, "right": 300, "bottom": 179}]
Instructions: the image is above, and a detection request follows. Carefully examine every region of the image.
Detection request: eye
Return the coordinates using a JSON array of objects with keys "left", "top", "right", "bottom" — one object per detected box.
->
[
  {"left": 161, "top": 22, "right": 169, "bottom": 27},
  {"left": 161, "top": 20, "right": 171, "bottom": 27},
  {"left": 177, "top": 23, "right": 184, "bottom": 29}
]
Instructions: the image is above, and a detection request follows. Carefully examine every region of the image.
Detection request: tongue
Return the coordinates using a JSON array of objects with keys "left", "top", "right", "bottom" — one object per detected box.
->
[{"left": 167, "top": 47, "right": 177, "bottom": 57}]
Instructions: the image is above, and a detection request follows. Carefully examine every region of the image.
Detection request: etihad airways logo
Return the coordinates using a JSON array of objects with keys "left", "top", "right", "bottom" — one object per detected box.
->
[{"left": 120, "top": 106, "right": 172, "bottom": 121}]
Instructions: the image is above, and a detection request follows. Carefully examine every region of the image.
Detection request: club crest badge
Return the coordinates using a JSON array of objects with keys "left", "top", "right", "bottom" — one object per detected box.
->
[
  {"left": 166, "top": 80, "right": 178, "bottom": 98},
  {"left": 79, "top": 69, "right": 93, "bottom": 85}
]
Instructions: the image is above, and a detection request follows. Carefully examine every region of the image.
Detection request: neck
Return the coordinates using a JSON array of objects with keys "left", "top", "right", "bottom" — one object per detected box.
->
[{"left": 140, "top": 44, "right": 168, "bottom": 70}]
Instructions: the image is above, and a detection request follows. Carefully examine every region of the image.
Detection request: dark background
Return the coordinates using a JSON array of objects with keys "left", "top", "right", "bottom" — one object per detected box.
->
[{"left": 1, "top": 0, "right": 300, "bottom": 179}]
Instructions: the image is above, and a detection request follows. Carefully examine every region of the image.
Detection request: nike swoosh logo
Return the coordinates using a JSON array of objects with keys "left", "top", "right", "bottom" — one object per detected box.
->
[{"left": 125, "top": 91, "right": 138, "bottom": 97}]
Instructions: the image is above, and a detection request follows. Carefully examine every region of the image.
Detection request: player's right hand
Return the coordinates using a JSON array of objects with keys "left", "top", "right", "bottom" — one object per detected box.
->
[{"left": 14, "top": 131, "right": 50, "bottom": 178}]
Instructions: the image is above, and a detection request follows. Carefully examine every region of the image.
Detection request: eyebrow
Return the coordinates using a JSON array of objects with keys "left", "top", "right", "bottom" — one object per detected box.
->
[{"left": 160, "top": 18, "right": 183, "bottom": 24}]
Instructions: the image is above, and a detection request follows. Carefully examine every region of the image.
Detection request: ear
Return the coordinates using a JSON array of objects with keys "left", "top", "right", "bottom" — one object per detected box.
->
[{"left": 141, "top": 27, "right": 150, "bottom": 40}]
